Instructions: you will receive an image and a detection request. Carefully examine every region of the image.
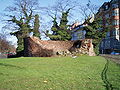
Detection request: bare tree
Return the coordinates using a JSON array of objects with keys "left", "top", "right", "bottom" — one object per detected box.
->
[
  {"left": 42, "top": 0, "right": 78, "bottom": 38},
  {"left": 3, "top": 0, "right": 40, "bottom": 53},
  {"left": 0, "top": 36, "right": 14, "bottom": 53},
  {"left": 43, "top": 0, "right": 78, "bottom": 21},
  {"left": 78, "top": 0, "right": 99, "bottom": 20}
]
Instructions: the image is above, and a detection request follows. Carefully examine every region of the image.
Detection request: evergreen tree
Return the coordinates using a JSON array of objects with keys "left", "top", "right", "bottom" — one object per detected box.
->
[
  {"left": 47, "top": 8, "right": 71, "bottom": 41},
  {"left": 10, "top": 14, "right": 32, "bottom": 53},
  {"left": 7, "top": 0, "right": 39, "bottom": 54},
  {"left": 33, "top": 14, "right": 40, "bottom": 39},
  {"left": 84, "top": 18, "right": 109, "bottom": 55}
]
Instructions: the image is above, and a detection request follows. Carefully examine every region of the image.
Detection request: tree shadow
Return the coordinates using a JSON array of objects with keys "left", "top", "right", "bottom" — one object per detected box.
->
[
  {"left": 101, "top": 59, "right": 114, "bottom": 90},
  {"left": 0, "top": 72, "right": 9, "bottom": 76}
]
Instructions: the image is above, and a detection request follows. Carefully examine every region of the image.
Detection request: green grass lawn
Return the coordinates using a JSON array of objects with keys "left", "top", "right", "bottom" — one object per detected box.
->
[{"left": 0, "top": 56, "right": 119, "bottom": 90}]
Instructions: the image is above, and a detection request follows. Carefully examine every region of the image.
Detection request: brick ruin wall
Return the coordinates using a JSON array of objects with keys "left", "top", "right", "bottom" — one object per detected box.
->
[{"left": 24, "top": 37, "right": 96, "bottom": 57}]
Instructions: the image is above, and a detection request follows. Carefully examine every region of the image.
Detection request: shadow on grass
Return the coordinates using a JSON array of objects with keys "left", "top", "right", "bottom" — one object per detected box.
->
[
  {"left": 0, "top": 72, "right": 4, "bottom": 75},
  {"left": 0, "top": 72, "right": 9, "bottom": 76},
  {"left": 0, "top": 63, "right": 24, "bottom": 69},
  {"left": 101, "top": 59, "right": 113, "bottom": 90}
]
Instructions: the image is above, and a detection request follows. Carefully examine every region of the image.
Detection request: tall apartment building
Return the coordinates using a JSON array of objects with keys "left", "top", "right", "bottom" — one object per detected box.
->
[{"left": 98, "top": 0, "right": 120, "bottom": 54}]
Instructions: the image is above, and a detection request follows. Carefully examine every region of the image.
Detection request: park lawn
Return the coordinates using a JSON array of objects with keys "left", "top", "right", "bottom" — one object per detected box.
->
[{"left": 0, "top": 56, "right": 119, "bottom": 90}]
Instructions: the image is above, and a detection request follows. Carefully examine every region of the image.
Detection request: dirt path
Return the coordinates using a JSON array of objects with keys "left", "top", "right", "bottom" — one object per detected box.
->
[{"left": 100, "top": 54, "right": 120, "bottom": 64}]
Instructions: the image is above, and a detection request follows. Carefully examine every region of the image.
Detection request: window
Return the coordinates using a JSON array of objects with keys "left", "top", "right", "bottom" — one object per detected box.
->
[
  {"left": 112, "top": 30, "right": 116, "bottom": 35},
  {"left": 112, "top": 28, "right": 119, "bottom": 40},
  {"left": 112, "top": 28, "right": 119, "bottom": 35},
  {"left": 112, "top": 9, "right": 119, "bottom": 16},
  {"left": 112, "top": 4, "right": 118, "bottom": 8},
  {"left": 115, "top": 28, "right": 119, "bottom": 35},
  {"left": 105, "top": 5, "right": 109, "bottom": 10},
  {"left": 113, "top": 20, "right": 119, "bottom": 25},
  {"left": 105, "top": 40, "right": 110, "bottom": 48}
]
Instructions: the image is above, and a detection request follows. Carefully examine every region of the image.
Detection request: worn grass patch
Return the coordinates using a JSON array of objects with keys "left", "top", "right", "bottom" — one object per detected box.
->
[{"left": 0, "top": 56, "right": 119, "bottom": 90}]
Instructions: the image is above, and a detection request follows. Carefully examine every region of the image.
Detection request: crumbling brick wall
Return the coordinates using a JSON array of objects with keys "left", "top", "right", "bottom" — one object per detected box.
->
[{"left": 24, "top": 37, "right": 95, "bottom": 57}]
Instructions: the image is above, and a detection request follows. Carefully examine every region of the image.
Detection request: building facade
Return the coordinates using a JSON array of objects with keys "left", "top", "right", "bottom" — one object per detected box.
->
[
  {"left": 70, "top": 23, "right": 86, "bottom": 40},
  {"left": 98, "top": 0, "right": 120, "bottom": 54}
]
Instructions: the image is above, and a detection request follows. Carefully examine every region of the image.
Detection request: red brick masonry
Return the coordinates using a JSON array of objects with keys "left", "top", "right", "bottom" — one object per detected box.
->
[{"left": 24, "top": 37, "right": 95, "bottom": 57}]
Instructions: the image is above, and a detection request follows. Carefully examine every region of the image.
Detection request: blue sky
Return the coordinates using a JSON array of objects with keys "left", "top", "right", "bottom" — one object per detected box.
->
[
  {"left": 0, "top": 0, "right": 110, "bottom": 28},
  {"left": 0, "top": 0, "right": 110, "bottom": 46},
  {"left": 0, "top": 0, "right": 110, "bottom": 16}
]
